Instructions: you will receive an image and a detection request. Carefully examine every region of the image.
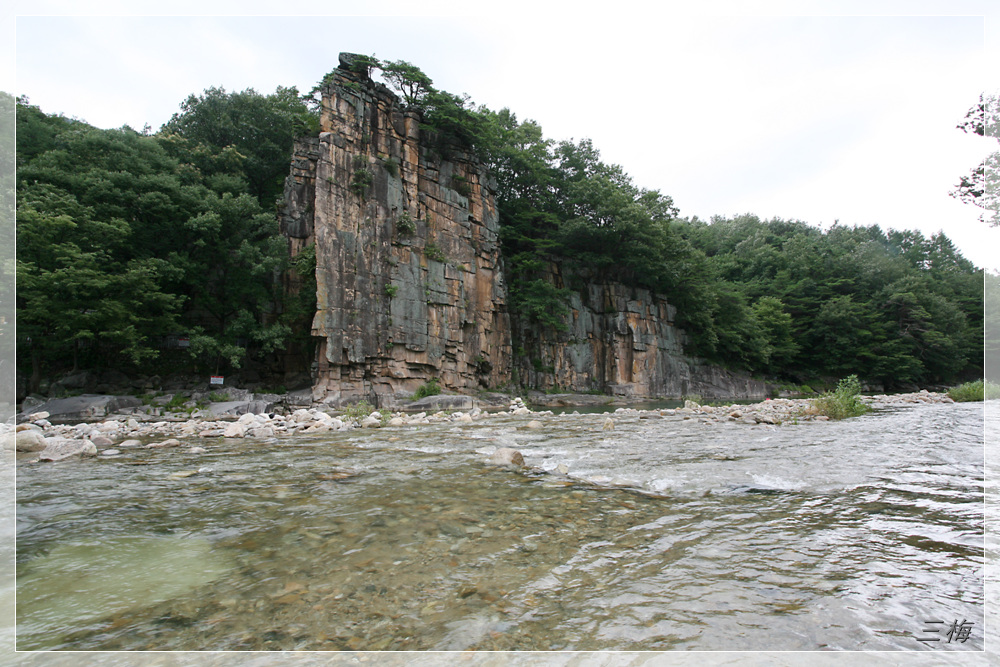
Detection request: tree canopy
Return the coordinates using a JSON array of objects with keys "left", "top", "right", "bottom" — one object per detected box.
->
[
  {"left": 16, "top": 98, "right": 297, "bottom": 386},
  {"left": 15, "top": 61, "right": 986, "bottom": 394}
]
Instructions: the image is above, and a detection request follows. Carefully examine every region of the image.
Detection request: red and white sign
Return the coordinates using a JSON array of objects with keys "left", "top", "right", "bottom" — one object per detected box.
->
[{"left": 210, "top": 376, "right": 224, "bottom": 385}]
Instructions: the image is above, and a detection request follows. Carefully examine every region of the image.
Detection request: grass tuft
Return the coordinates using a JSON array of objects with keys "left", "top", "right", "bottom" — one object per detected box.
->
[
  {"left": 810, "top": 375, "right": 871, "bottom": 420},
  {"left": 948, "top": 379, "right": 1000, "bottom": 402}
]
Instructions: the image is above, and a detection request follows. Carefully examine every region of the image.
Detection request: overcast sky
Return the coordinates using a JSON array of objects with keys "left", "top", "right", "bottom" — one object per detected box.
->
[{"left": 6, "top": 1, "right": 1000, "bottom": 270}]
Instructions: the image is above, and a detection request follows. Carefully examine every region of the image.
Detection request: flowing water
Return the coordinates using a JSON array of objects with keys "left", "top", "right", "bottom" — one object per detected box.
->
[{"left": 12, "top": 401, "right": 988, "bottom": 654}]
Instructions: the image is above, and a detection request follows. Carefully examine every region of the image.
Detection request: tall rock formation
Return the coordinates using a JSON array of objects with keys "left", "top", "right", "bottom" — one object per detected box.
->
[
  {"left": 282, "top": 54, "right": 772, "bottom": 403},
  {"left": 281, "top": 57, "right": 511, "bottom": 405}
]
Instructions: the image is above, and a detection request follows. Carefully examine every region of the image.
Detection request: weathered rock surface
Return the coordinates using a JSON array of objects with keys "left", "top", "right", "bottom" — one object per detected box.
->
[
  {"left": 205, "top": 400, "right": 274, "bottom": 417},
  {"left": 405, "top": 395, "right": 475, "bottom": 412},
  {"left": 281, "top": 58, "right": 511, "bottom": 406},
  {"left": 15, "top": 430, "right": 48, "bottom": 452},
  {"left": 37, "top": 438, "right": 98, "bottom": 461},
  {"left": 513, "top": 269, "right": 773, "bottom": 400},
  {"left": 489, "top": 448, "right": 525, "bottom": 468},
  {"left": 20, "top": 395, "right": 142, "bottom": 423}
]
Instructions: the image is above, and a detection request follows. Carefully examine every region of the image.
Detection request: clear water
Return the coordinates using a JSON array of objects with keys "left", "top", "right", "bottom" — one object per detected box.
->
[{"left": 12, "top": 402, "right": 988, "bottom": 654}]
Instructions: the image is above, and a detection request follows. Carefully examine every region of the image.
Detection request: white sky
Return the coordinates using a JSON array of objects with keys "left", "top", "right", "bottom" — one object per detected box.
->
[{"left": 6, "top": 1, "right": 1000, "bottom": 270}]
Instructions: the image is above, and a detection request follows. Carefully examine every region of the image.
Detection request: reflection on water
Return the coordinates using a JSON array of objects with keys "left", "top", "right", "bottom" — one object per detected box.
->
[{"left": 14, "top": 401, "right": 986, "bottom": 652}]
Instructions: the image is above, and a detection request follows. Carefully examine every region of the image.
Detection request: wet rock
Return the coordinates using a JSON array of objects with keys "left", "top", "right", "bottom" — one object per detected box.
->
[
  {"left": 249, "top": 425, "right": 276, "bottom": 438},
  {"left": 387, "top": 417, "right": 405, "bottom": 427},
  {"left": 91, "top": 435, "right": 114, "bottom": 447},
  {"left": 38, "top": 438, "right": 98, "bottom": 461},
  {"left": 407, "top": 395, "right": 475, "bottom": 412},
  {"left": 490, "top": 447, "right": 524, "bottom": 467},
  {"left": 16, "top": 430, "right": 48, "bottom": 452},
  {"left": 188, "top": 446, "right": 207, "bottom": 454},
  {"left": 602, "top": 418, "right": 615, "bottom": 431},
  {"left": 146, "top": 438, "right": 182, "bottom": 448},
  {"left": 525, "top": 420, "right": 543, "bottom": 429},
  {"left": 28, "top": 411, "right": 50, "bottom": 421},
  {"left": 119, "top": 439, "right": 142, "bottom": 448},
  {"left": 361, "top": 415, "right": 381, "bottom": 428},
  {"left": 223, "top": 423, "right": 246, "bottom": 438},
  {"left": 99, "top": 449, "right": 121, "bottom": 457}
]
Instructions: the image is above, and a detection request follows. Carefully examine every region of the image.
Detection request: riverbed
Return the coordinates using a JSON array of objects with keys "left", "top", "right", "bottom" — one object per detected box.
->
[{"left": 11, "top": 400, "right": 990, "bottom": 657}]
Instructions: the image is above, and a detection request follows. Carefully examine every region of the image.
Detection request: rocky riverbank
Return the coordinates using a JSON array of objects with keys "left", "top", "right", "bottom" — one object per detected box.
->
[{"left": 4, "top": 390, "right": 960, "bottom": 464}]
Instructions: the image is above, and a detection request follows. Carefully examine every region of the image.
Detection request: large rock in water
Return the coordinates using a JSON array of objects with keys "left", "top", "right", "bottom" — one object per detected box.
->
[
  {"left": 37, "top": 438, "right": 98, "bottom": 461},
  {"left": 489, "top": 447, "right": 525, "bottom": 468},
  {"left": 20, "top": 395, "right": 142, "bottom": 423},
  {"left": 15, "top": 430, "right": 48, "bottom": 452}
]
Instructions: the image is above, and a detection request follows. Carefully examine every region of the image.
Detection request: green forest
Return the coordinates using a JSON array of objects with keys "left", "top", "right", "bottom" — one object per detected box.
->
[{"left": 14, "top": 58, "right": 987, "bottom": 396}]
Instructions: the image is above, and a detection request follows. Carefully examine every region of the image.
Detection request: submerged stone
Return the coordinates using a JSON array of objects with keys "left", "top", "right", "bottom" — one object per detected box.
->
[{"left": 490, "top": 447, "right": 525, "bottom": 467}]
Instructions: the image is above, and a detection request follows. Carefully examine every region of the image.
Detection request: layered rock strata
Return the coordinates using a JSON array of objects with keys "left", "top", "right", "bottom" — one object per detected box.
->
[
  {"left": 514, "top": 267, "right": 770, "bottom": 400},
  {"left": 281, "top": 60, "right": 511, "bottom": 405}
]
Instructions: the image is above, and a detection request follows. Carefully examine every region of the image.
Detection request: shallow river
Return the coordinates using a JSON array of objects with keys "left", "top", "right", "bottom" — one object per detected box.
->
[{"left": 12, "top": 401, "right": 990, "bottom": 656}]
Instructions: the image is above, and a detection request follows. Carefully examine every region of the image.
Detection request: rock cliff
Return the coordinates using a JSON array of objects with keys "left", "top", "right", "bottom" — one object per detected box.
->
[
  {"left": 282, "top": 54, "right": 771, "bottom": 404},
  {"left": 513, "top": 267, "right": 770, "bottom": 400},
  {"left": 281, "top": 59, "right": 511, "bottom": 405}
]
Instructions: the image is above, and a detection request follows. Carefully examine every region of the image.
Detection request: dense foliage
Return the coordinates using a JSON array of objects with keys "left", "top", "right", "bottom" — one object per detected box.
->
[
  {"left": 161, "top": 86, "right": 320, "bottom": 208},
  {"left": 467, "top": 98, "right": 983, "bottom": 387},
  {"left": 16, "top": 90, "right": 316, "bottom": 388},
  {"left": 15, "top": 58, "right": 986, "bottom": 393}
]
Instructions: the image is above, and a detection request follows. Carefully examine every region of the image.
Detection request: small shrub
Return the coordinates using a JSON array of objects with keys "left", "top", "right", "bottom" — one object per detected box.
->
[
  {"left": 383, "top": 157, "right": 399, "bottom": 177},
  {"left": 425, "top": 242, "right": 447, "bottom": 262},
  {"left": 947, "top": 379, "right": 1000, "bottom": 401},
  {"left": 385, "top": 283, "right": 399, "bottom": 298},
  {"left": 165, "top": 394, "right": 188, "bottom": 410},
  {"left": 948, "top": 380, "right": 984, "bottom": 402},
  {"left": 452, "top": 175, "right": 471, "bottom": 197},
  {"left": 209, "top": 391, "right": 231, "bottom": 402},
  {"left": 413, "top": 378, "right": 441, "bottom": 400},
  {"left": 811, "top": 374, "right": 870, "bottom": 420},
  {"left": 342, "top": 400, "right": 375, "bottom": 422},
  {"left": 397, "top": 211, "right": 415, "bottom": 235},
  {"left": 351, "top": 167, "right": 373, "bottom": 197}
]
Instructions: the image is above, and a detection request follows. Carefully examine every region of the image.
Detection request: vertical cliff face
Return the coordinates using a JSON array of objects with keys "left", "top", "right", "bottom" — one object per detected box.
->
[
  {"left": 281, "top": 62, "right": 510, "bottom": 405},
  {"left": 513, "top": 267, "right": 770, "bottom": 400}
]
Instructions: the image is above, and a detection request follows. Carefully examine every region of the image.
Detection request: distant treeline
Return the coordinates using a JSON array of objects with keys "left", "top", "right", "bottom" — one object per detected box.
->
[{"left": 14, "top": 59, "right": 985, "bottom": 392}]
